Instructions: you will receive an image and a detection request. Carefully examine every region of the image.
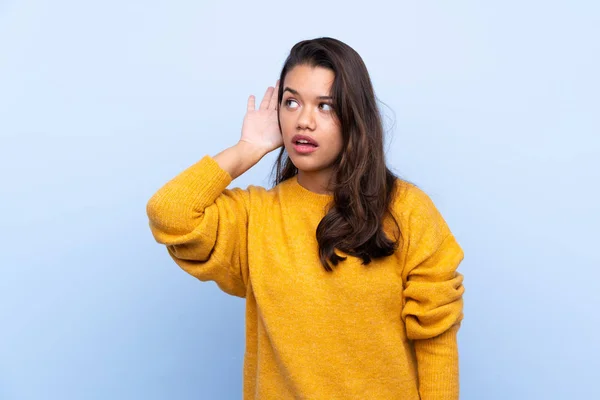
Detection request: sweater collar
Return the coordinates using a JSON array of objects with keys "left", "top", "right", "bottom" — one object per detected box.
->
[{"left": 282, "top": 175, "right": 334, "bottom": 210}]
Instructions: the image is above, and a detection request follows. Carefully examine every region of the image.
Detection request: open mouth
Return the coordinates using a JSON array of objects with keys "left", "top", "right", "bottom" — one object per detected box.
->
[
  {"left": 291, "top": 135, "right": 319, "bottom": 147},
  {"left": 295, "top": 139, "right": 317, "bottom": 147},
  {"left": 291, "top": 135, "right": 319, "bottom": 154}
]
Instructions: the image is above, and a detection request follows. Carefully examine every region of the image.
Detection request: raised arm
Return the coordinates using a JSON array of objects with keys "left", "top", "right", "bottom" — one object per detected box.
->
[{"left": 146, "top": 80, "right": 283, "bottom": 297}]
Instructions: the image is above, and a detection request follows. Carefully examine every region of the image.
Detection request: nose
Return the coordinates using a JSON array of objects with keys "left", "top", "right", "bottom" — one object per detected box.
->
[{"left": 297, "top": 106, "right": 316, "bottom": 130}]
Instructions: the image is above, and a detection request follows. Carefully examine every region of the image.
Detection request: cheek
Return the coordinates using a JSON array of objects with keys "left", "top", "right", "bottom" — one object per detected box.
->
[
  {"left": 324, "top": 124, "right": 343, "bottom": 148},
  {"left": 279, "top": 115, "right": 294, "bottom": 137}
]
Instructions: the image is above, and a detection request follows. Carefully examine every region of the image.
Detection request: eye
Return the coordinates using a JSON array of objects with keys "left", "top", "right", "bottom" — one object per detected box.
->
[
  {"left": 284, "top": 99, "right": 299, "bottom": 109},
  {"left": 320, "top": 103, "right": 334, "bottom": 112}
]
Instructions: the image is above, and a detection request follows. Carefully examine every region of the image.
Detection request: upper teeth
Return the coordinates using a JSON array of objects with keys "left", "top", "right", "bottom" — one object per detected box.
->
[{"left": 298, "top": 140, "right": 309, "bottom": 144}]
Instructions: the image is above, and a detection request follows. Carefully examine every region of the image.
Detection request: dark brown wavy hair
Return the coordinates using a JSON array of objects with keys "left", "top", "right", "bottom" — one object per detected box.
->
[{"left": 272, "top": 37, "right": 403, "bottom": 272}]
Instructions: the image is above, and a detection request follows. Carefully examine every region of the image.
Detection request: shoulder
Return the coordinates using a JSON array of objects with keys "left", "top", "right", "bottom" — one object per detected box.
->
[
  {"left": 225, "top": 176, "right": 299, "bottom": 210},
  {"left": 390, "top": 178, "right": 452, "bottom": 238},
  {"left": 225, "top": 182, "right": 281, "bottom": 212},
  {"left": 390, "top": 178, "right": 435, "bottom": 215}
]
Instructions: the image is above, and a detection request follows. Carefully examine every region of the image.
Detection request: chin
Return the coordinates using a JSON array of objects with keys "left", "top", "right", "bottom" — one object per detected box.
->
[{"left": 290, "top": 157, "right": 332, "bottom": 174}]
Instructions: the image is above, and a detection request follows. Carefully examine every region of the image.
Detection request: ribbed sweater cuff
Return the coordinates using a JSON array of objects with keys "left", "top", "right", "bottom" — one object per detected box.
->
[
  {"left": 413, "top": 324, "right": 460, "bottom": 400},
  {"left": 185, "top": 155, "right": 233, "bottom": 210},
  {"left": 147, "top": 154, "right": 233, "bottom": 222}
]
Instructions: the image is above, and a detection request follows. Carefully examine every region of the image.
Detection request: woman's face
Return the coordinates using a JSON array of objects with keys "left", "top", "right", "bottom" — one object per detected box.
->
[{"left": 279, "top": 65, "right": 343, "bottom": 177}]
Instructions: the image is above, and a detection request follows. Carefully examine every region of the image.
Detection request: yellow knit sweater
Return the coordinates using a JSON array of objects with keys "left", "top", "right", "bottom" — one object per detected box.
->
[{"left": 146, "top": 155, "right": 465, "bottom": 400}]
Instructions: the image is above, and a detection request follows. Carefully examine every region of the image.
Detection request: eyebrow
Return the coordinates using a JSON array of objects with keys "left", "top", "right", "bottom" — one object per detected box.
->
[{"left": 283, "top": 86, "right": 333, "bottom": 100}]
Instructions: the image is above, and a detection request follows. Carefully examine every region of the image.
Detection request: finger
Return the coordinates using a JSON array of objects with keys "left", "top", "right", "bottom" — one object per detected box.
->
[
  {"left": 247, "top": 95, "right": 255, "bottom": 112},
  {"left": 259, "top": 86, "right": 274, "bottom": 110},
  {"left": 269, "top": 79, "right": 280, "bottom": 110}
]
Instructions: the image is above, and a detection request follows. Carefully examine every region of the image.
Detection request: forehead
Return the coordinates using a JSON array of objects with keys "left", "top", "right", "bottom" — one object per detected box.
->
[{"left": 283, "top": 65, "right": 335, "bottom": 96}]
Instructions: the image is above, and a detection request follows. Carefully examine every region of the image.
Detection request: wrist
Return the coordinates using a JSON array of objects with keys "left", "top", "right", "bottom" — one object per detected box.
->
[{"left": 236, "top": 140, "right": 268, "bottom": 162}]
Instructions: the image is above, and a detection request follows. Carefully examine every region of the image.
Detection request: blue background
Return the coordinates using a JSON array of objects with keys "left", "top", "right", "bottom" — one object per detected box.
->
[{"left": 1, "top": 1, "right": 598, "bottom": 399}]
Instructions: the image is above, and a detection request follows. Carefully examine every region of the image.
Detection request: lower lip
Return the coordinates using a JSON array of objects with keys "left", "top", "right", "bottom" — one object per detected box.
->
[{"left": 293, "top": 143, "right": 318, "bottom": 154}]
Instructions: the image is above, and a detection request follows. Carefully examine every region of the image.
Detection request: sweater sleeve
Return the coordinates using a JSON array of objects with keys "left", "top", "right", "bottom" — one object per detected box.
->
[
  {"left": 146, "top": 155, "right": 251, "bottom": 298},
  {"left": 400, "top": 184, "right": 465, "bottom": 400}
]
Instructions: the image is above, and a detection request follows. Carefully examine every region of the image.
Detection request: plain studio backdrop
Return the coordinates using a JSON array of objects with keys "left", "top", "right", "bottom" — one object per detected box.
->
[{"left": 1, "top": 1, "right": 598, "bottom": 399}]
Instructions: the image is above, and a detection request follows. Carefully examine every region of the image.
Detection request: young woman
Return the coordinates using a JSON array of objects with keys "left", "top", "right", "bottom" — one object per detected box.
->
[{"left": 146, "top": 37, "right": 465, "bottom": 400}]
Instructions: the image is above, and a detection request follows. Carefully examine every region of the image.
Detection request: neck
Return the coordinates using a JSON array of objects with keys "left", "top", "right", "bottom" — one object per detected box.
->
[{"left": 297, "top": 168, "right": 334, "bottom": 195}]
